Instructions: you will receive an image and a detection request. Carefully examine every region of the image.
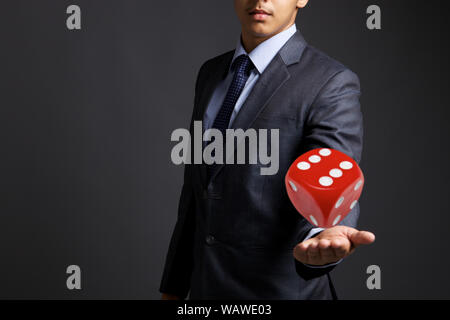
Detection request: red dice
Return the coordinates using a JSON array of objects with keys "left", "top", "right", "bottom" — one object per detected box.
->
[{"left": 285, "top": 148, "right": 364, "bottom": 228}]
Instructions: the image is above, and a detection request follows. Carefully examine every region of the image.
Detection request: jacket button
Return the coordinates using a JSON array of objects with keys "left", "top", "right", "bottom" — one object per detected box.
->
[{"left": 205, "top": 235, "right": 216, "bottom": 245}]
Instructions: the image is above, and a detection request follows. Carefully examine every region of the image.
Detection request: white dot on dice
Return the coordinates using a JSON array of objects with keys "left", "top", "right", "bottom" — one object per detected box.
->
[
  {"left": 319, "top": 148, "right": 331, "bottom": 156},
  {"left": 329, "top": 168, "right": 343, "bottom": 178},
  {"left": 309, "top": 155, "right": 321, "bottom": 163},
  {"left": 335, "top": 196, "right": 344, "bottom": 208},
  {"left": 354, "top": 180, "right": 363, "bottom": 191},
  {"left": 332, "top": 215, "right": 341, "bottom": 226},
  {"left": 288, "top": 180, "right": 297, "bottom": 192},
  {"left": 350, "top": 200, "right": 357, "bottom": 209},
  {"left": 319, "top": 176, "right": 333, "bottom": 187},
  {"left": 297, "top": 161, "right": 311, "bottom": 170},
  {"left": 309, "top": 215, "right": 319, "bottom": 226},
  {"left": 339, "top": 161, "right": 353, "bottom": 170}
]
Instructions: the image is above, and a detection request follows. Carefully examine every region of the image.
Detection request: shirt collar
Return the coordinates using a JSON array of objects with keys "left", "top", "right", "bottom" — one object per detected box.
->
[{"left": 230, "top": 23, "right": 297, "bottom": 75}]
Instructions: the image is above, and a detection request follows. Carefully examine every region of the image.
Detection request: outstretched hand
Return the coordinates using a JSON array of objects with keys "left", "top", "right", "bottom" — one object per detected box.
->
[{"left": 293, "top": 226, "right": 375, "bottom": 266}]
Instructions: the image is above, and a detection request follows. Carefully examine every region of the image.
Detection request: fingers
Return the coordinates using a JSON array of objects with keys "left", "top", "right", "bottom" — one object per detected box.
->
[
  {"left": 295, "top": 240, "right": 320, "bottom": 262},
  {"left": 307, "top": 241, "right": 320, "bottom": 262},
  {"left": 294, "top": 227, "right": 376, "bottom": 265},
  {"left": 348, "top": 230, "right": 376, "bottom": 247},
  {"left": 294, "top": 239, "right": 340, "bottom": 266},
  {"left": 330, "top": 238, "right": 348, "bottom": 259},
  {"left": 318, "top": 239, "right": 336, "bottom": 262},
  {"left": 294, "top": 241, "right": 310, "bottom": 263},
  {"left": 161, "top": 293, "right": 181, "bottom": 300}
]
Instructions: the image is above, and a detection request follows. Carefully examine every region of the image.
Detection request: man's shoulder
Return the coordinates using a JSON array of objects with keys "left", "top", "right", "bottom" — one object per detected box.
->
[
  {"left": 198, "top": 50, "right": 235, "bottom": 75},
  {"left": 300, "top": 43, "right": 359, "bottom": 81},
  {"left": 196, "top": 42, "right": 359, "bottom": 85}
]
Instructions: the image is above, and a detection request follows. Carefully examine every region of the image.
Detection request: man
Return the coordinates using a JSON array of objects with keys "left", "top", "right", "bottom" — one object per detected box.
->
[{"left": 160, "top": 0, "right": 375, "bottom": 300}]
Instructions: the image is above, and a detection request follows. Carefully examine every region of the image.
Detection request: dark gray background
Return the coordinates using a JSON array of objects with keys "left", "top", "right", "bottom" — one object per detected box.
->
[{"left": 1, "top": 0, "right": 448, "bottom": 299}]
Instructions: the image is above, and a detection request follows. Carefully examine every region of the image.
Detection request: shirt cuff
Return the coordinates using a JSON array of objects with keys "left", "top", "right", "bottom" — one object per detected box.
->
[
  {"left": 301, "top": 227, "right": 343, "bottom": 268},
  {"left": 303, "top": 227, "right": 325, "bottom": 241}
]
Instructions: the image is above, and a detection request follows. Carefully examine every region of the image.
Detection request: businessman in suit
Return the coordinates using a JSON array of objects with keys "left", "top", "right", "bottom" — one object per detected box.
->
[{"left": 160, "top": 0, "right": 375, "bottom": 300}]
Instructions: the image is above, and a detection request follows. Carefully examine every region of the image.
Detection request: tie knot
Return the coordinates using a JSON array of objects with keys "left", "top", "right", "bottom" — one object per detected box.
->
[{"left": 231, "top": 54, "right": 254, "bottom": 76}]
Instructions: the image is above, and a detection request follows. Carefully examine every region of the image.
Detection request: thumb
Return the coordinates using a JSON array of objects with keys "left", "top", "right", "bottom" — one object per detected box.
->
[{"left": 347, "top": 230, "right": 375, "bottom": 248}]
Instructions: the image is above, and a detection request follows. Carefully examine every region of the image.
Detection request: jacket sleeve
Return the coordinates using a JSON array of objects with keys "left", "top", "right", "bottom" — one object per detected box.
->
[
  {"left": 159, "top": 63, "right": 207, "bottom": 298},
  {"left": 159, "top": 168, "right": 196, "bottom": 298},
  {"left": 294, "top": 68, "right": 364, "bottom": 280}
]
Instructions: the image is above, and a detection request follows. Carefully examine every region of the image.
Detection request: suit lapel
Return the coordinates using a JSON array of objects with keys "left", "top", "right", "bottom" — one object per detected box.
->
[
  {"left": 206, "top": 31, "right": 308, "bottom": 186},
  {"left": 194, "top": 52, "right": 234, "bottom": 188},
  {"left": 230, "top": 55, "right": 290, "bottom": 131},
  {"left": 195, "top": 53, "right": 235, "bottom": 123},
  {"left": 206, "top": 55, "right": 290, "bottom": 185}
]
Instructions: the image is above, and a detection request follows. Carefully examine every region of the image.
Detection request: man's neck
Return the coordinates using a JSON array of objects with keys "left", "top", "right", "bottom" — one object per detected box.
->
[{"left": 240, "top": 21, "right": 296, "bottom": 53}]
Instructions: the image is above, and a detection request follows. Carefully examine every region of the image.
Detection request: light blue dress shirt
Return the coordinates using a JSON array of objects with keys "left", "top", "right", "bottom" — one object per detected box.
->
[
  {"left": 203, "top": 23, "right": 297, "bottom": 134},
  {"left": 203, "top": 23, "right": 341, "bottom": 268}
]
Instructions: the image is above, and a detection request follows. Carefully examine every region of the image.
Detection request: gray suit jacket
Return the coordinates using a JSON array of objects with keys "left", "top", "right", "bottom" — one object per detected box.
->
[{"left": 160, "top": 30, "right": 363, "bottom": 300}]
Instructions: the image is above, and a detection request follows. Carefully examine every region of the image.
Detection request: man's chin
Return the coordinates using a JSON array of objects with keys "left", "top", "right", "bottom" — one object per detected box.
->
[{"left": 246, "top": 26, "right": 276, "bottom": 39}]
